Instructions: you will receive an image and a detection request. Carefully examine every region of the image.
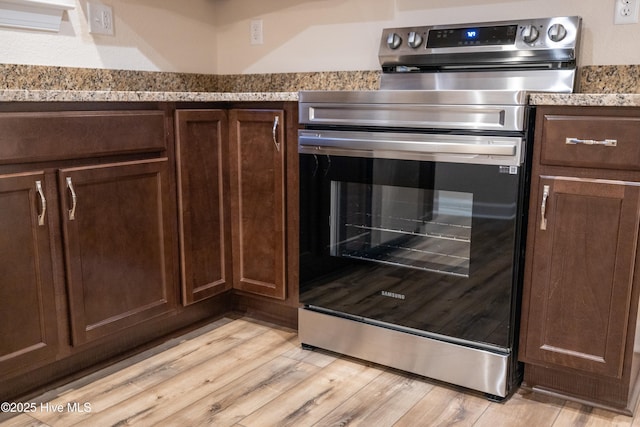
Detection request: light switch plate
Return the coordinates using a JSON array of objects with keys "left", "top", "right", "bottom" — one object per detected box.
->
[
  {"left": 250, "top": 19, "right": 263, "bottom": 45},
  {"left": 88, "top": 2, "right": 114, "bottom": 35}
]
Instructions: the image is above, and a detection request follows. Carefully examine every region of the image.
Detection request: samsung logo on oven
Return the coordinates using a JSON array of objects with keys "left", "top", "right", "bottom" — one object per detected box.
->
[{"left": 381, "top": 291, "right": 405, "bottom": 300}]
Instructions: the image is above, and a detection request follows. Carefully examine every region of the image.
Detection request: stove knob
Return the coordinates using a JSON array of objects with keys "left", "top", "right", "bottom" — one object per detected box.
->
[
  {"left": 407, "top": 31, "right": 423, "bottom": 48},
  {"left": 521, "top": 25, "right": 539, "bottom": 44},
  {"left": 548, "top": 23, "right": 567, "bottom": 42},
  {"left": 386, "top": 32, "right": 402, "bottom": 49}
]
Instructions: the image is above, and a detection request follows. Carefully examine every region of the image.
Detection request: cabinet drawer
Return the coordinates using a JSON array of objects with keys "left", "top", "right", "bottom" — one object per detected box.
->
[
  {"left": 540, "top": 114, "right": 640, "bottom": 170},
  {"left": 0, "top": 110, "right": 167, "bottom": 164}
]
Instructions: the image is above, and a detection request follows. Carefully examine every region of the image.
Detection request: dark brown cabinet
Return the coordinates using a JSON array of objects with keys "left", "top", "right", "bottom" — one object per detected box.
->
[
  {"left": 175, "top": 109, "right": 232, "bottom": 305},
  {"left": 0, "top": 106, "right": 198, "bottom": 400},
  {"left": 174, "top": 103, "right": 299, "bottom": 326},
  {"left": 1, "top": 159, "right": 178, "bottom": 374},
  {"left": 229, "top": 109, "right": 287, "bottom": 300},
  {"left": 0, "top": 172, "right": 58, "bottom": 376},
  {"left": 60, "top": 159, "right": 177, "bottom": 345},
  {"left": 519, "top": 106, "right": 640, "bottom": 414},
  {"left": 175, "top": 106, "right": 295, "bottom": 304},
  {"left": 0, "top": 101, "right": 298, "bottom": 401}
]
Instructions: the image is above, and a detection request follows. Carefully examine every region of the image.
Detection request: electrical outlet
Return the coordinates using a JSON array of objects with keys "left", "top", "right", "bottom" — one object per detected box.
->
[
  {"left": 88, "top": 2, "right": 114, "bottom": 35},
  {"left": 250, "top": 19, "right": 263, "bottom": 45},
  {"left": 615, "top": 0, "right": 639, "bottom": 24}
]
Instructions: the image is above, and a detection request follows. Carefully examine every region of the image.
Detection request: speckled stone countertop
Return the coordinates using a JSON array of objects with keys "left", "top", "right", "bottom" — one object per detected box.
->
[
  {"left": 529, "top": 93, "right": 640, "bottom": 107},
  {"left": 0, "top": 89, "right": 298, "bottom": 102},
  {"left": 1, "top": 64, "right": 640, "bottom": 106},
  {"left": 530, "top": 65, "right": 640, "bottom": 106},
  {"left": 0, "top": 64, "right": 380, "bottom": 102}
]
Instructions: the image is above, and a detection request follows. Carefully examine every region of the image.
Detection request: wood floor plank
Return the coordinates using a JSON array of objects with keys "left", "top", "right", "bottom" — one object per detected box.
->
[
  {"left": 0, "top": 414, "right": 46, "bottom": 427},
  {"left": 552, "top": 401, "right": 633, "bottom": 427},
  {"left": 70, "top": 328, "right": 297, "bottom": 426},
  {"left": 235, "top": 358, "right": 383, "bottom": 426},
  {"left": 27, "top": 317, "right": 270, "bottom": 426},
  {"left": 160, "top": 356, "right": 320, "bottom": 426},
  {"left": 281, "top": 345, "right": 337, "bottom": 368},
  {"left": 394, "top": 383, "right": 491, "bottom": 426},
  {"left": 313, "top": 369, "right": 435, "bottom": 426},
  {"left": 3, "top": 317, "right": 640, "bottom": 427},
  {"left": 472, "top": 389, "right": 565, "bottom": 427}
]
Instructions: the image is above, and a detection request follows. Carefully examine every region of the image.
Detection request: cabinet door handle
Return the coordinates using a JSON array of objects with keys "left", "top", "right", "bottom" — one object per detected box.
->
[
  {"left": 66, "top": 177, "right": 77, "bottom": 221},
  {"left": 272, "top": 116, "right": 280, "bottom": 152},
  {"left": 566, "top": 137, "right": 617, "bottom": 146},
  {"left": 540, "top": 185, "right": 550, "bottom": 231},
  {"left": 35, "top": 180, "right": 46, "bottom": 226}
]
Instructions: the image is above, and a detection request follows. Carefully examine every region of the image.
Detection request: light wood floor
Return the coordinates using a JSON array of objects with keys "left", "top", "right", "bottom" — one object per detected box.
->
[{"left": 2, "top": 316, "right": 640, "bottom": 427}]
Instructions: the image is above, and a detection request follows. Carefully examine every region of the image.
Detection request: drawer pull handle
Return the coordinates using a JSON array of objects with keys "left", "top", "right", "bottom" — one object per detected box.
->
[
  {"left": 36, "top": 180, "right": 46, "bottom": 226},
  {"left": 541, "top": 185, "right": 550, "bottom": 231},
  {"left": 66, "top": 177, "right": 77, "bottom": 221},
  {"left": 566, "top": 137, "right": 617, "bottom": 146},
  {"left": 272, "top": 116, "right": 280, "bottom": 152}
]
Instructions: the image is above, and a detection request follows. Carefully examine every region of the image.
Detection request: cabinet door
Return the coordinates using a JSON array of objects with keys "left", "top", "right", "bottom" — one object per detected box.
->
[
  {"left": 229, "top": 109, "right": 286, "bottom": 299},
  {"left": 522, "top": 176, "right": 640, "bottom": 378},
  {"left": 0, "top": 172, "right": 58, "bottom": 375},
  {"left": 175, "top": 109, "right": 232, "bottom": 305},
  {"left": 60, "top": 159, "right": 177, "bottom": 346}
]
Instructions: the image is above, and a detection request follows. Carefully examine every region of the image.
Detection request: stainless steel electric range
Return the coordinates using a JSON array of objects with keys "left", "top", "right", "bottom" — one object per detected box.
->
[{"left": 297, "top": 16, "right": 581, "bottom": 400}]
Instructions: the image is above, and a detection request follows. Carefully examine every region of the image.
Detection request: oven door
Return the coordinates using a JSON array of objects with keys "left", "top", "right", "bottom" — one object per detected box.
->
[{"left": 299, "top": 130, "right": 528, "bottom": 352}]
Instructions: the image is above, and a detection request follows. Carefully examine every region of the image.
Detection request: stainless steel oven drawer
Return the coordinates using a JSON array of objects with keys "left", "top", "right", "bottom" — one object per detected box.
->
[{"left": 299, "top": 308, "right": 511, "bottom": 397}]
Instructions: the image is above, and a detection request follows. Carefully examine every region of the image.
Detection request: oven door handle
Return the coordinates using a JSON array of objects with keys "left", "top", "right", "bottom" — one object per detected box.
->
[{"left": 298, "top": 130, "right": 522, "bottom": 166}]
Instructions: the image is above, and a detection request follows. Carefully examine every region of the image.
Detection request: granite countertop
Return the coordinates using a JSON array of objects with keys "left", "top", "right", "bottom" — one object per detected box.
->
[
  {"left": 4, "top": 89, "right": 640, "bottom": 107},
  {"left": 0, "top": 65, "right": 377, "bottom": 102},
  {"left": 525, "top": 66, "right": 640, "bottom": 106},
  {"left": 1, "top": 64, "right": 639, "bottom": 106},
  {"left": 0, "top": 89, "right": 299, "bottom": 103},
  {"left": 529, "top": 93, "right": 640, "bottom": 107}
]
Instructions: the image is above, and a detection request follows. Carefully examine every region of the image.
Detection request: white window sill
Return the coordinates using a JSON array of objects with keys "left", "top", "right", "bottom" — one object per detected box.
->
[{"left": 0, "top": 0, "right": 75, "bottom": 32}]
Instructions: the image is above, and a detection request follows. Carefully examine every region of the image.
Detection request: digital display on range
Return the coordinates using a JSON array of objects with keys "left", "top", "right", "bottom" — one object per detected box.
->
[
  {"left": 427, "top": 25, "right": 517, "bottom": 48},
  {"left": 464, "top": 29, "right": 479, "bottom": 40}
]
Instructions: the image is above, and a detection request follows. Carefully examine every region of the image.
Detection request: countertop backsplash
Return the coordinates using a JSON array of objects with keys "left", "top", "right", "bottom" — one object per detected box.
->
[
  {"left": 579, "top": 65, "right": 640, "bottom": 94},
  {"left": 2, "top": 63, "right": 640, "bottom": 106},
  {"left": 217, "top": 71, "right": 380, "bottom": 92},
  {"left": 0, "top": 64, "right": 381, "bottom": 92},
  {"left": 0, "top": 64, "right": 219, "bottom": 92}
]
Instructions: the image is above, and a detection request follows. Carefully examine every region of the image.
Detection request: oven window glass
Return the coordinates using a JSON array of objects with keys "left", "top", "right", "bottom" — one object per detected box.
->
[
  {"left": 330, "top": 181, "right": 472, "bottom": 277},
  {"left": 299, "top": 153, "right": 526, "bottom": 349}
]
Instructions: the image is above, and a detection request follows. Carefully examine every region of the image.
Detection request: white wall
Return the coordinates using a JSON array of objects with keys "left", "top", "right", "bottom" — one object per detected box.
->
[
  {"left": 0, "top": 0, "right": 638, "bottom": 74},
  {"left": 214, "top": 0, "right": 640, "bottom": 74},
  {"left": 0, "top": 0, "right": 218, "bottom": 73}
]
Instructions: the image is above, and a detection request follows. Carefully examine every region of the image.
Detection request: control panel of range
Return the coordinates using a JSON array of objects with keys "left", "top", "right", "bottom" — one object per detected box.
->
[{"left": 379, "top": 16, "right": 581, "bottom": 68}]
